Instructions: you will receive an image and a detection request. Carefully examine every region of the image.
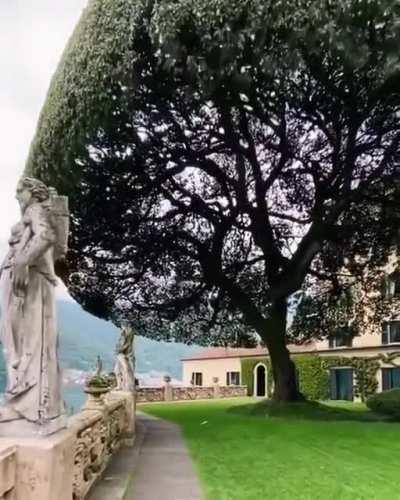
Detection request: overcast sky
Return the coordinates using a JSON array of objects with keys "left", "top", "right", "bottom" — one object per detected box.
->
[
  {"left": 0, "top": 0, "right": 88, "bottom": 297},
  {"left": 0, "top": 0, "right": 87, "bottom": 241}
]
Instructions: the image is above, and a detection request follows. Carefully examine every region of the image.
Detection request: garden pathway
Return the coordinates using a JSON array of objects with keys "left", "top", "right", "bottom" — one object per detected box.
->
[{"left": 89, "top": 411, "right": 203, "bottom": 500}]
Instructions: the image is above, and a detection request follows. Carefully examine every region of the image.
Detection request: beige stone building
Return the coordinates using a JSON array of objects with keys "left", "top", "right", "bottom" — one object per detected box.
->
[
  {"left": 182, "top": 328, "right": 400, "bottom": 401},
  {"left": 183, "top": 263, "right": 400, "bottom": 401}
]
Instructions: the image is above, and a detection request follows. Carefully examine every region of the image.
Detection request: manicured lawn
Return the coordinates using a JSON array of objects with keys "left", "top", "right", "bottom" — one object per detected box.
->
[{"left": 139, "top": 398, "right": 400, "bottom": 500}]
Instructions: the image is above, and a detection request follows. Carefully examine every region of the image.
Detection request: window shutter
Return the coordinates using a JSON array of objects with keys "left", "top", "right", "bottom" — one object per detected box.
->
[
  {"left": 395, "top": 277, "right": 400, "bottom": 296},
  {"left": 330, "top": 370, "right": 337, "bottom": 399},
  {"left": 226, "top": 372, "right": 230, "bottom": 386},
  {"left": 382, "top": 323, "right": 388, "bottom": 345},
  {"left": 381, "top": 276, "right": 389, "bottom": 298},
  {"left": 393, "top": 322, "right": 400, "bottom": 343},
  {"left": 393, "top": 368, "right": 400, "bottom": 389},
  {"left": 389, "top": 279, "right": 395, "bottom": 298},
  {"left": 345, "top": 335, "right": 353, "bottom": 347},
  {"left": 329, "top": 337, "right": 334, "bottom": 348},
  {"left": 347, "top": 369, "right": 354, "bottom": 401},
  {"left": 382, "top": 368, "right": 391, "bottom": 391}
]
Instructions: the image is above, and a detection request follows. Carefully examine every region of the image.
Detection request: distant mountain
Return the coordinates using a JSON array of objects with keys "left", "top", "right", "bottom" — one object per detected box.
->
[
  {"left": 0, "top": 299, "right": 200, "bottom": 391},
  {"left": 56, "top": 300, "right": 199, "bottom": 377}
]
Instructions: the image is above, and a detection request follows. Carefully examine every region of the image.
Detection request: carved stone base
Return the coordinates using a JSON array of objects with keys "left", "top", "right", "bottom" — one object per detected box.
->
[
  {"left": 0, "top": 429, "right": 74, "bottom": 500},
  {"left": 0, "top": 414, "right": 67, "bottom": 437}
]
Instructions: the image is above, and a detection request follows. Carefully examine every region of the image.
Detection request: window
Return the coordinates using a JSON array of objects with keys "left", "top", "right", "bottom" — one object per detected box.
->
[
  {"left": 328, "top": 329, "right": 353, "bottom": 348},
  {"left": 384, "top": 272, "right": 400, "bottom": 299},
  {"left": 382, "top": 368, "right": 400, "bottom": 390},
  {"left": 382, "top": 322, "right": 400, "bottom": 345},
  {"left": 226, "top": 371, "right": 240, "bottom": 386},
  {"left": 191, "top": 372, "right": 202, "bottom": 386},
  {"left": 330, "top": 368, "right": 354, "bottom": 401}
]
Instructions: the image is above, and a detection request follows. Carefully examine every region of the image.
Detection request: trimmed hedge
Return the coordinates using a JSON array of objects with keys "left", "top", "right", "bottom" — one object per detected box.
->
[
  {"left": 367, "top": 389, "right": 400, "bottom": 419},
  {"left": 240, "top": 355, "right": 329, "bottom": 400},
  {"left": 294, "top": 355, "right": 330, "bottom": 400},
  {"left": 240, "top": 357, "right": 271, "bottom": 397},
  {"left": 241, "top": 354, "right": 380, "bottom": 401}
]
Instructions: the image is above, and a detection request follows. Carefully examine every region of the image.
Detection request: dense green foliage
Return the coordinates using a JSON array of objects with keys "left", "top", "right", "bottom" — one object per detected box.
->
[
  {"left": 241, "top": 354, "right": 380, "bottom": 401},
  {"left": 140, "top": 399, "right": 400, "bottom": 499},
  {"left": 26, "top": 0, "right": 400, "bottom": 400},
  {"left": 240, "top": 357, "right": 271, "bottom": 396},
  {"left": 290, "top": 288, "right": 358, "bottom": 343},
  {"left": 241, "top": 355, "right": 329, "bottom": 400},
  {"left": 367, "top": 388, "right": 400, "bottom": 419},
  {"left": 294, "top": 355, "right": 330, "bottom": 400}
]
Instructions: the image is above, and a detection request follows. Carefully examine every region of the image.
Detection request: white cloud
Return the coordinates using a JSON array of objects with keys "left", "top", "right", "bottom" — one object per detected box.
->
[{"left": 0, "top": 0, "right": 87, "bottom": 240}]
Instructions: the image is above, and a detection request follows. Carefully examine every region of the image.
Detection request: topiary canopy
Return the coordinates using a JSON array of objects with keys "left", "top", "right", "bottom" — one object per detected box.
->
[{"left": 26, "top": 0, "right": 400, "bottom": 401}]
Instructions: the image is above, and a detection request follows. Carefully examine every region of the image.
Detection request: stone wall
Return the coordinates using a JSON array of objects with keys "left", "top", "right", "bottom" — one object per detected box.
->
[
  {"left": 172, "top": 386, "right": 215, "bottom": 400},
  {"left": 137, "top": 385, "right": 247, "bottom": 403},
  {"left": 136, "top": 387, "right": 165, "bottom": 403},
  {"left": 69, "top": 391, "right": 135, "bottom": 500},
  {"left": 0, "top": 390, "right": 135, "bottom": 500},
  {"left": 218, "top": 385, "right": 248, "bottom": 398}
]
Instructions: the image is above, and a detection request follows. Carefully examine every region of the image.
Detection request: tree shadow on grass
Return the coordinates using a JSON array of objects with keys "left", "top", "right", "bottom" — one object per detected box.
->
[{"left": 227, "top": 399, "right": 396, "bottom": 423}]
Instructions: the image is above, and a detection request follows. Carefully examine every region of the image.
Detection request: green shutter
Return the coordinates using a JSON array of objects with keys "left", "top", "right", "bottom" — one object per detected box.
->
[
  {"left": 382, "top": 369, "right": 391, "bottom": 391},
  {"left": 393, "top": 368, "right": 400, "bottom": 388},
  {"left": 382, "top": 323, "right": 389, "bottom": 344},
  {"left": 330, "top": 370, "right": 337, "bottom": 399}
]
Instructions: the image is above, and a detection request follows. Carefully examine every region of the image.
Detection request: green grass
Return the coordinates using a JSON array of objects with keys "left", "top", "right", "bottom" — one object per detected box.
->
[{"left": 139, "top": 398, "right": 400, "bottom": 500}]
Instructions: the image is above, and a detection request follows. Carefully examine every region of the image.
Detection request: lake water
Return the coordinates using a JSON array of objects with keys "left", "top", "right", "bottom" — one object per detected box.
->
[
  {"left": 0, "top": 385, "right": 86, "bottom": 416},
  {"left": 63, "top": 385, "right": 86, "bottom": 415}
]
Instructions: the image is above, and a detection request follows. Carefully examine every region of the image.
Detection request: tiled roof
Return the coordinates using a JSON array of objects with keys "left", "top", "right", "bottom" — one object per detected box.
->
[{"left": 181, "top": 342, "right": 317, "bottom": 361}]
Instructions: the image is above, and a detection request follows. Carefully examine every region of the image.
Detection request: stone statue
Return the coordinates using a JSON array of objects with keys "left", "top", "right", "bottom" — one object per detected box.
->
[
  {"left": 0, "top": 177, "right": 69, "bottom": 435},
  {"left": 114, "top": 324, "right": 135, "bottom": 392},
  {"left": 95, "top": 355, "right": 103, "bottom": 377}
]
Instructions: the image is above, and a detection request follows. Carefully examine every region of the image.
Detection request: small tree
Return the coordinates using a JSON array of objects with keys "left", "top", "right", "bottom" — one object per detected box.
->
[{"left": 27, "top": 0, "right": 400, "bottom": 400}]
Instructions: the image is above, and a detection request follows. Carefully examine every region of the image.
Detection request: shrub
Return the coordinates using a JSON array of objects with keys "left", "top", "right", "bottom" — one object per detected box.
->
[
  {"left": 294, "top": 356, "right": 329, "bottom": 401},
  {"left": 366, "top": 389, "right": 400, "bottom": 419}
]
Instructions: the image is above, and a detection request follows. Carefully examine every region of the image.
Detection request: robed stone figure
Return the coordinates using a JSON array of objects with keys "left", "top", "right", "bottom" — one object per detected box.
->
[
  {"left": 114, "top": 324, "right": 135, "bottom": 392},
  {"left": 0, "top": 177, "right": 68, "bottom": 434}
]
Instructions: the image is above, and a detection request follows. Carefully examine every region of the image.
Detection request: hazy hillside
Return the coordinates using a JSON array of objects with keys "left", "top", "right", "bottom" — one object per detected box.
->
[
  {"left": 0, "top": 299, "right": 200, "bottom": 391},
  {"left": 56, "top": 300, "right": 199, "bottom": 376}
]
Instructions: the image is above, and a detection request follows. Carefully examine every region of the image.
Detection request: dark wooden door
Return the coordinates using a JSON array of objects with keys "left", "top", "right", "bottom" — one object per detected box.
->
[{"left": 256, "top": 365, "right": 266, "bottom": 396}]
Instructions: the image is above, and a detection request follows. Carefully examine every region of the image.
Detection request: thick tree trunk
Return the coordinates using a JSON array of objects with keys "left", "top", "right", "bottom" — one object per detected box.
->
[{"left": 261, "top": 299, "right": 304, "bottom": 402}]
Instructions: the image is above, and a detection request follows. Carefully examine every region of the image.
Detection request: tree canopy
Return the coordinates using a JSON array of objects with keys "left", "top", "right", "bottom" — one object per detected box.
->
[{"left": 27, "top": 0, "right": 400, "bottom": 400}]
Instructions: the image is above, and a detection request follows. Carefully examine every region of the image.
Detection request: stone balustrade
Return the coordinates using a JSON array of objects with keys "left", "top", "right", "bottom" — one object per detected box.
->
[
  {"left": 137, "top": 385, "right": 247, "bottom": 403},
  {"left": 69, "top": 391, "right": 135, "bottom": 500},
  {"left": 0, "top": 446, "right": 16, "bottom": 500},
  {"left": 0, "top": 390, "right": 135, "bottom": 500}
]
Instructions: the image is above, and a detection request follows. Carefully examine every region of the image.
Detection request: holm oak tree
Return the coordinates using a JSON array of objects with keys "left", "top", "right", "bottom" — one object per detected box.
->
[{"left": 27, "top": 0, "right": 400, "bottom": 400}]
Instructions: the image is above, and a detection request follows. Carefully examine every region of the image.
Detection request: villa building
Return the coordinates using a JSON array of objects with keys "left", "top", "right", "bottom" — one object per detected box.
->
[
  {"left": 183, "top": 287, "right": 400, "bottom": 402},
  {"left": 183, "top": 257, "right": 400, "bottom": 402}
]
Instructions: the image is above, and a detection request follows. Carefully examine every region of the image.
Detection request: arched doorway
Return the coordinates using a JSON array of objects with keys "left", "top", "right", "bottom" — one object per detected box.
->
[{"left": 253, "top": 363, "right": 268, "bottom": 397}]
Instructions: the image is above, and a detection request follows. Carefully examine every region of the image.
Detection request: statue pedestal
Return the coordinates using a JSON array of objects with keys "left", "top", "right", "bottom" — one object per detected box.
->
[
  {"left": 0, "top": 414, "right": 67, "bottom": 437},
  {"left": 0, "top": 429, "right": 74, "bottom": 500}
]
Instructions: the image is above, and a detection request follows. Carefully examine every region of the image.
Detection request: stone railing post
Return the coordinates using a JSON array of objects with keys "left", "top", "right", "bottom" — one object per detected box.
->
[{"left": 163, "top": 375, "right": 173, "bottom": 401}]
